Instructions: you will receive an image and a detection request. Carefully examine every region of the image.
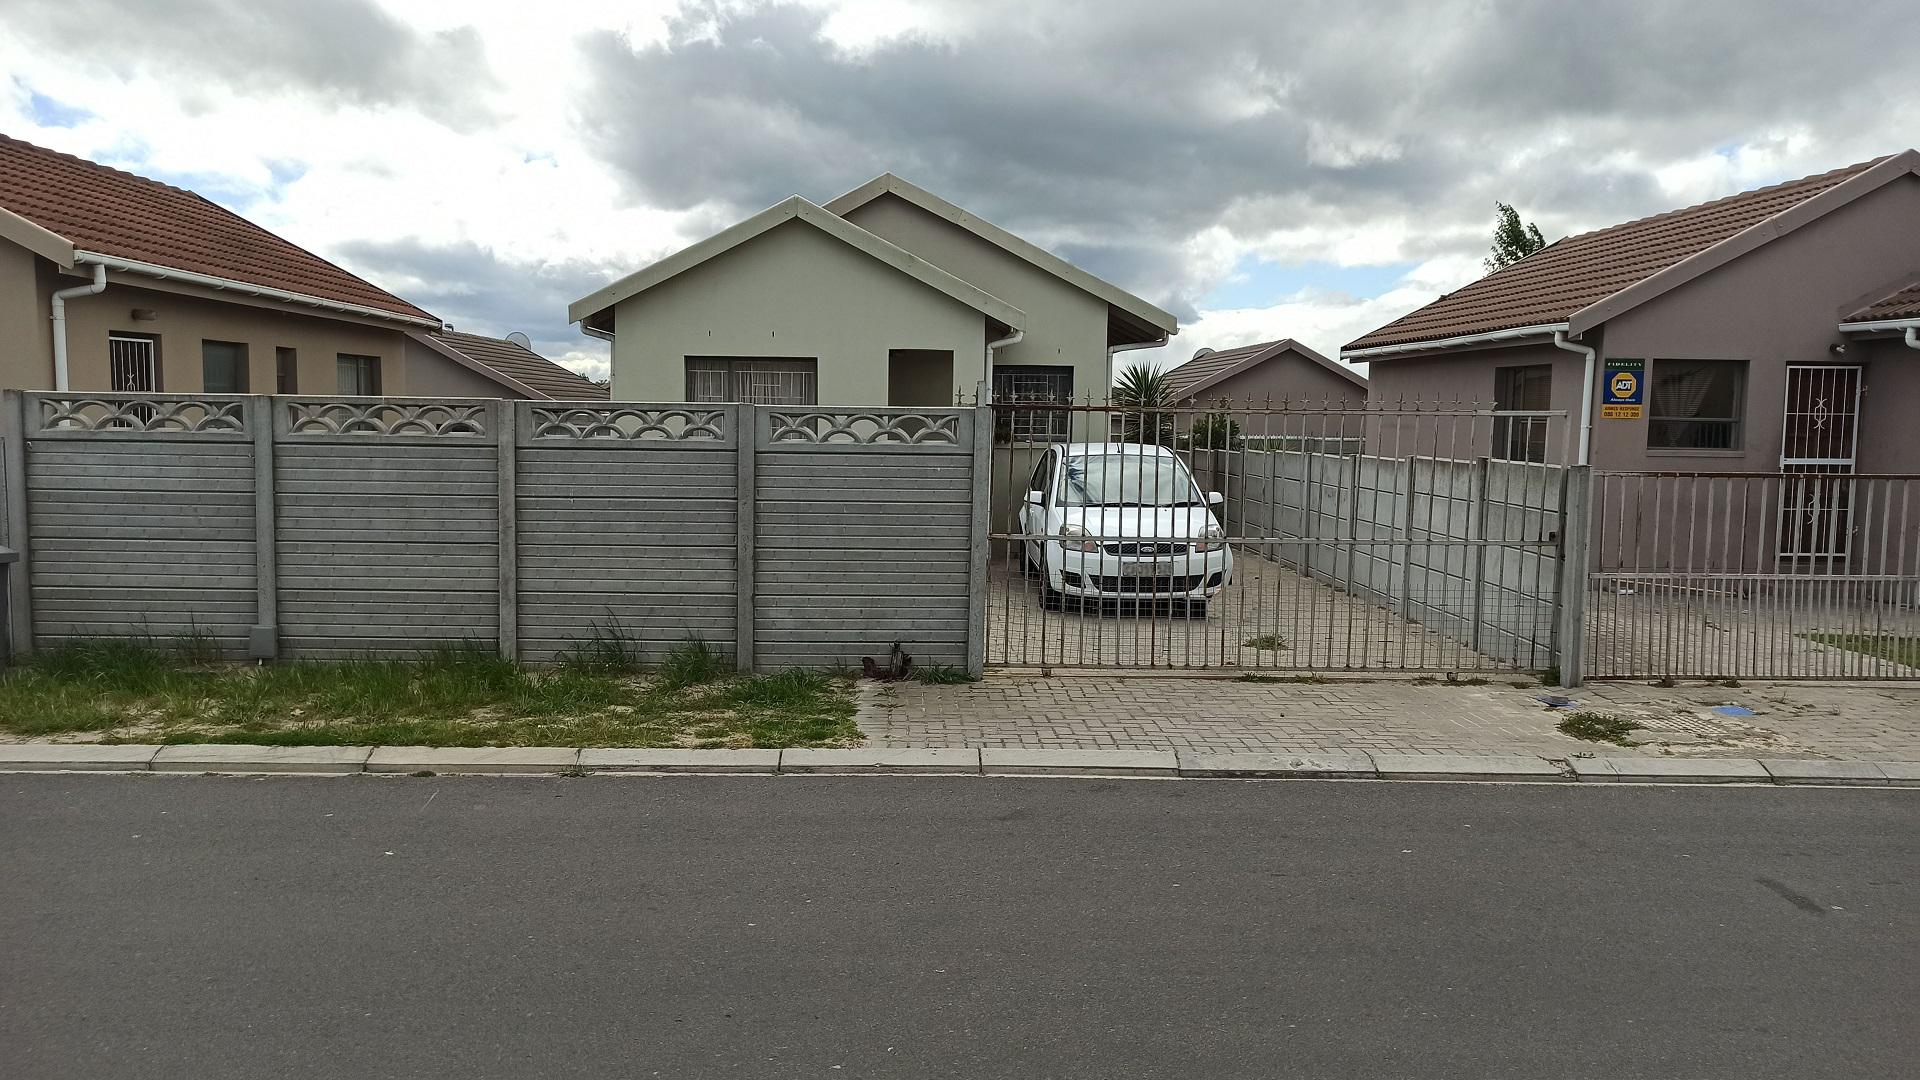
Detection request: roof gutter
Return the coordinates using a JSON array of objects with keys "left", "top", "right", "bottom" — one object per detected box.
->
[
  {"left": 1340, "top": 322, "right": 1568, "bottom": 361},
  {"left": 1836, "top": 317, "right": 1920, "bottom": 334},
  {"left": 49, "top": 262, "right": 107, "bottom": 392},
  {"left": 1551, "top": 330, "right": 1597, "bottom": 466},
  {"left": 73, "top": 252, "right": 441, "bottom": 330}
]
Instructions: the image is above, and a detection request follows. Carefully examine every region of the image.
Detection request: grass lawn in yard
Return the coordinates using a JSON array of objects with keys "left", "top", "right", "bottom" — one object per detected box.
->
[
  {"left": 0, "top": 639, "right": 860, "bottom": 748},
  {"left": 1799, "top": 633, "right": 1920, "bottom": 669}
]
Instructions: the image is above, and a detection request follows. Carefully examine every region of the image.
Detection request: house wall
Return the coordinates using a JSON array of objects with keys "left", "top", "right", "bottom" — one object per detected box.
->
[
  {"left": 1361, "top": 340, "right": 1583, "bottom": 464},
  {"left": 3, "top": 258, "right": 436, "bottom": 394},
  {"left": 841, "top": 193, "right": 1114, "bottom": 399},
  {"left": 1596, "top": 173, "right": 1920, "bottom": 473},
  {"left": 606, "top": 219, "right": 990, "bottom": 404},
  {"left": 401, "top": 336, "right": 527, "bottom": 399},
  {"left": 1853, "top": 335, "right": 1920, "bottom": 474},
  {"left": 1191, "top": 351, "right": 1369, "bottom": 407}
]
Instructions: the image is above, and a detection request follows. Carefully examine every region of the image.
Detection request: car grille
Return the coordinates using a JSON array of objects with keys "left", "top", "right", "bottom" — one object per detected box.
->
[
  {"left": 1089, "top": 573, "right": 1210, "bottom": 594},
  {"left": 1101, "top": 542, "right": 1189, "bottom": 556}
]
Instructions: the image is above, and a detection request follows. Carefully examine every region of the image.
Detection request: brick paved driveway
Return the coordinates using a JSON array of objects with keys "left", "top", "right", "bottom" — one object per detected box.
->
[{"left": 861, "top": 674, "right": 1920, "bottom": 762}]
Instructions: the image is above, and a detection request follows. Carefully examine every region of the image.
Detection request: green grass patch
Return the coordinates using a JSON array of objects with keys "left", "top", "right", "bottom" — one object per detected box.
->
[
  {"left": 911, "top": 665, "right": 976, "bottom": 685},
  {"left": 1801, "top": 633, "right": 1920, "bottom": 668},
  {"left": 1241, "top": 635, "right": 1290, "bottom": 651},
  {"left": 0, "top": 640, "right": 856, "bottom": 749},
  {"left": 1555, "top": 712, "right": 1643, "bottom": 746}
]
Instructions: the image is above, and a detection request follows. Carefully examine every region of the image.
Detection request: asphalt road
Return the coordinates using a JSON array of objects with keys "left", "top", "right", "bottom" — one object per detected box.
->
[{"left": 2, "top": 775, "right": 1914, "bottom": 1080}]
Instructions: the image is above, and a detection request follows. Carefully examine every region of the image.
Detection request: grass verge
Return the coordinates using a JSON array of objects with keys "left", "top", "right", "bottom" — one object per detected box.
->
[
  {"left": 1800, "top": 633, "right": 1920, "bottom": 668},
  {"left": 0, "top": 640, "right": 857, "bottom": 749}
]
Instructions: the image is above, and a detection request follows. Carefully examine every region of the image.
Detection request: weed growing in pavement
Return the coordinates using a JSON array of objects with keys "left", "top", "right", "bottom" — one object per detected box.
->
[
  {"left": 912, "top": 666, "right": 976, "bottom": 684},
  {"left": 1241, "top": 635, "right": 1291, "bottom": 651},
  {"left": 1237, "top": 673, "right": 1330, "bottom": 684},
  {"left": 1556, "top": 712, "right": 1643, "bottom": 746}
]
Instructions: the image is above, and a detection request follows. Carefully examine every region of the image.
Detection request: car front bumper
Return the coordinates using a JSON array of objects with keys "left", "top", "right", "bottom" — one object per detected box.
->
[{"left": 1048, "top": 544, "right": 1233, "bottom": 601}]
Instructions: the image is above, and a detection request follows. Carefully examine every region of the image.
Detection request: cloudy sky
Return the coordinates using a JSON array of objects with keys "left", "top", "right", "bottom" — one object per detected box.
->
[{"left": 4, "top": 0, "right": 1913, "bottom": 382}]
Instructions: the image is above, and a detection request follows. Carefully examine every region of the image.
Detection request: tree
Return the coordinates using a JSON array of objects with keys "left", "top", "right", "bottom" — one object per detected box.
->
[
  {"left": 1111, "top": 361, "right": 1175, "bottom": 444},
  {"left": 1485, "top": 202, "right": 1547, "bottom": 272}
]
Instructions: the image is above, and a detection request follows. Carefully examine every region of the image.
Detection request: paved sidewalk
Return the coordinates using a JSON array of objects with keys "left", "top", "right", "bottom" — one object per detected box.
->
[{"left": 860, "top": 675, "right": 1920, "bottom": 761}]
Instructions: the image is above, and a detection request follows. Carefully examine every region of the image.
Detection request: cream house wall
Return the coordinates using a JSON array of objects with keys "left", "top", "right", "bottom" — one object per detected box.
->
[
  {"left": 606, "top": 218, "right": 991, "bottom": 403},
  {"left": 839, "top": 193, "right": 1115, "bottom": 398}
]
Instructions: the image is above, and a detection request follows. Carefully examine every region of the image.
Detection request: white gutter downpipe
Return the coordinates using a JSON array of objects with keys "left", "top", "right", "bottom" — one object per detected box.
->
[
  {"left": 981, "top": 328, "right": 1023, "bottom": 403},
  {"left": 1552, "top": 329, "right": 1597, "bottom": 466},
  {"left": 50, "top": 262, "right": 107, "bottom": 392},
  {"left": 1907, "top": 326, "right": 1920, "bottom": 351}
]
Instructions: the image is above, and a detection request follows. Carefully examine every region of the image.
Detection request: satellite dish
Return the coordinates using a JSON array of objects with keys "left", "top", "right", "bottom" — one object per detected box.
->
[
  {"left": 1192, "top": 347, "right": 1214, "bottom": 360},
  {"left": 505, "top": 331, "right": 533, "bottom": 349}
]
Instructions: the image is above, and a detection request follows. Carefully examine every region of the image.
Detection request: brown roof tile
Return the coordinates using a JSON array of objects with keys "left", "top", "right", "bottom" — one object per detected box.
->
[
  {"left": 1165, "top": 338, "right": 1366, "bottom": 401},
  {"left": 426, "top": 330, "right": 607, "bottom": 400},
  {"left": 1843, "top": 281, "right": 1920, "bottom": 324},
  {"left": 0, "top": 133, "right": 434, "bottom": 322},
  {"left": 1347, "top": 158, "right": 1888, "bottom": 351}
]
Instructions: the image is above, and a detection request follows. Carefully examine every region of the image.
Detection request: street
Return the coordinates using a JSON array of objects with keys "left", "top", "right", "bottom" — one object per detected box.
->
[{"left": 2, "top": 775, "right": 1914, "bottom": 1079}]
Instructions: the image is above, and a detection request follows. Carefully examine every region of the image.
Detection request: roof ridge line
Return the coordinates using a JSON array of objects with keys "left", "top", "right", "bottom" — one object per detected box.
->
[{"left": 1547, "top": 156, "right": 1888, "bottom": 248}]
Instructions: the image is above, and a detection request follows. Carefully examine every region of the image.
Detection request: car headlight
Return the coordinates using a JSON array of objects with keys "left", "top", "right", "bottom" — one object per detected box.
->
[
  {"left": 1193, "top": 524, "right": 1226, "bottom": 553},
  {"left": 1056, "top": 524, "right": 1099, "bottom": 553}
]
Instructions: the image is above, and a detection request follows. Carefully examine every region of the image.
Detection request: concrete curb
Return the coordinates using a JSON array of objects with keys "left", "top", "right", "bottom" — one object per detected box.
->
[{"left": 2, "top": 745, "right": 1917, "bottom": 786}]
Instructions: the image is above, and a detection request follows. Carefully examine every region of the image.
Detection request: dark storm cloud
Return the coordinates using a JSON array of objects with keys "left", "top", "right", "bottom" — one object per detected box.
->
[
  {"left": 575, "top": 0, "right": 1916, "bottom": 312},
  {"left": 11, "top": 0, "right": 500, "bottom": 130}
]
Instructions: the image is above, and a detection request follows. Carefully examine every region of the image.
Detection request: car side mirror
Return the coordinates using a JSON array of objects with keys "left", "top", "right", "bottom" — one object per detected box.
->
[
  {"left": 1206, "top": 491, "right": 1225, "bottom": 507},
  {"left": 1026, "top": 490, "right": 1046, "bottom": 507}
]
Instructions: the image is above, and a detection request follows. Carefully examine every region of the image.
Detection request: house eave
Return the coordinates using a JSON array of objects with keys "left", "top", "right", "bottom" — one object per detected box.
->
[{"left": 1341, "top": 323, "right": 1569, "bottom": 361}]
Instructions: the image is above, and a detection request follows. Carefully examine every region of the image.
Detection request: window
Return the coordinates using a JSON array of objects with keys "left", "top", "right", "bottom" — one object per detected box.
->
[
  {"left": 993, "top": 365, "right": 1073, "bottom": 442},
  {"left": 1648, "top": 359, "right": 1745, "bottom": 450},
  {"left": 201, "top": 341, "right": 248, "bottom": 393},
  {"left": 276, "top": 347, "right": 298, "bottom": 393},
  {"left": 1493, "top": 364, "right": 1552, "bottom": 462},
  {"left": 684, "top": 357, "right": 817, "bottom": 404},
  {"left": 337, "top": 354, "right": 382, "bottom": 395},
  {"left": 107, "top": 333, "right": 160, "bottom": 391}
]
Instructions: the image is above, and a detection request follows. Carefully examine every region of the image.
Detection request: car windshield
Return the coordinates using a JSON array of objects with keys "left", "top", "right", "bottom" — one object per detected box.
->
[{"left": 1059, "top": 454, "right": 1203, "bottom": 507}]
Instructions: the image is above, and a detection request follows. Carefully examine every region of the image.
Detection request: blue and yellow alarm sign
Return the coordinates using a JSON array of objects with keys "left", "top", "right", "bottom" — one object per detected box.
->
[{"left": 1601, "top": 359, "right": 1644, "bottom": 419}]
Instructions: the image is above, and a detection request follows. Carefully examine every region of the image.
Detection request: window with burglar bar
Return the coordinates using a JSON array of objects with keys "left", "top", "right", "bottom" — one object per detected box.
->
[
  {"left": 993, "top": 364, "right": 1072, "bottom": 442},
  {"left": 1492, "top": 363, "right": 1551, "bottom": 462},
  {"left": 108, "top": 333, "right": 159, "bottom": 392},
  {"left": 685, "top": 357, "right": 818, "bottom": 405},
  {"left": 1648, "top": 359, "right": 1745, "bottom": 449}
]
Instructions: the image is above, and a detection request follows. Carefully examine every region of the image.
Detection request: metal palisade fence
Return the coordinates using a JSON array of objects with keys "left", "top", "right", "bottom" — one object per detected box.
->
[
  {"left": 1589, "top": 471, "right": 1920, "bottom": 680},
  {"left": 979, "top": 395, "right": 1581, "bottom": 677},
  {"left": 0, "top": 392, "right": 986, "bottom": 674}
]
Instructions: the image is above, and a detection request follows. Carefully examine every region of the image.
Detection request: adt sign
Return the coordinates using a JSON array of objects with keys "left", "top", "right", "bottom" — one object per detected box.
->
[{"left": 1602, "top": 359, "right": 1644, "bottom": 419}]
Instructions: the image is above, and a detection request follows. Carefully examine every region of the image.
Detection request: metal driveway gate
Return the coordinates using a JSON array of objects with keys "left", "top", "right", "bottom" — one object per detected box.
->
[
  {"left": 1587, "top": 471, "right": 1920, "bottom": 679},
  {"left": 984, "top": 399, "right": 1573, "bottom": 673}
]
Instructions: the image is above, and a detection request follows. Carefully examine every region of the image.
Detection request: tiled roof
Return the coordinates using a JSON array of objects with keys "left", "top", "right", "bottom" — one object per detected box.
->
[
  {"left": 0, "top": 133, "right": 434, "bottom": 322},
  {"left": 1164, "top": 338, "right": 1366, "bottom": 401},
  {"left": 1348, "top": 158, "right": 1888, "bottom": 351},
  {"left": 426, "top": 330, "right": 608, "bottom": 400},
  {"left": 1843, "top": 281, "right": 1920, "bottom": 324}
]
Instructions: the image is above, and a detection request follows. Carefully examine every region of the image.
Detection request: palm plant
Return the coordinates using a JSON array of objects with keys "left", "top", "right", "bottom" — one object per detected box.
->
[{"left": 1111, "top": 361, "right": 1175, "bottom": 444}]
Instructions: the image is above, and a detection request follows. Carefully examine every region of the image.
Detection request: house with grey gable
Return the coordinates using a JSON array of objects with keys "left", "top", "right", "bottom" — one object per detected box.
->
[
  {"left": 568, "top": 173, "right": 1178, "bottom": 436},
  {"left": 1165, "top": 338, "right": 1367, "bottom": 406}
]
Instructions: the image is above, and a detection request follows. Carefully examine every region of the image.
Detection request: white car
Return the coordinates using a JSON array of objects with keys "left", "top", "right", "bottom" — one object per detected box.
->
[{"left": 1019, "top": 442, "right": 1233, "bottom": 616}]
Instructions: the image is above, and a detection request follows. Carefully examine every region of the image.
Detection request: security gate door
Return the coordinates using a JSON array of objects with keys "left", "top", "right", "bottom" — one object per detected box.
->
[{"left": 1778, "top": 365, "right": 1862, "bottom": 568}]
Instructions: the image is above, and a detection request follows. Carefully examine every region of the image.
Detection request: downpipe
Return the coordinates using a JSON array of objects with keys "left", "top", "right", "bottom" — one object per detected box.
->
[
  {"left": 982, "top": 329, "right": 1023, "bottom": 403},
  {"left": 1552, "top": 330, "right": 1596, "bottom": 466},
  {"left": 50, "top": 261, "right": 107, "bottom": 392}
]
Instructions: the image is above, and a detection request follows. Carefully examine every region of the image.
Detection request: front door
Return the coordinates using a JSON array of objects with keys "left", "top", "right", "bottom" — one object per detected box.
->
[{"left": 1778, "top": 365, "right": 1862, "bottom": 569}]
